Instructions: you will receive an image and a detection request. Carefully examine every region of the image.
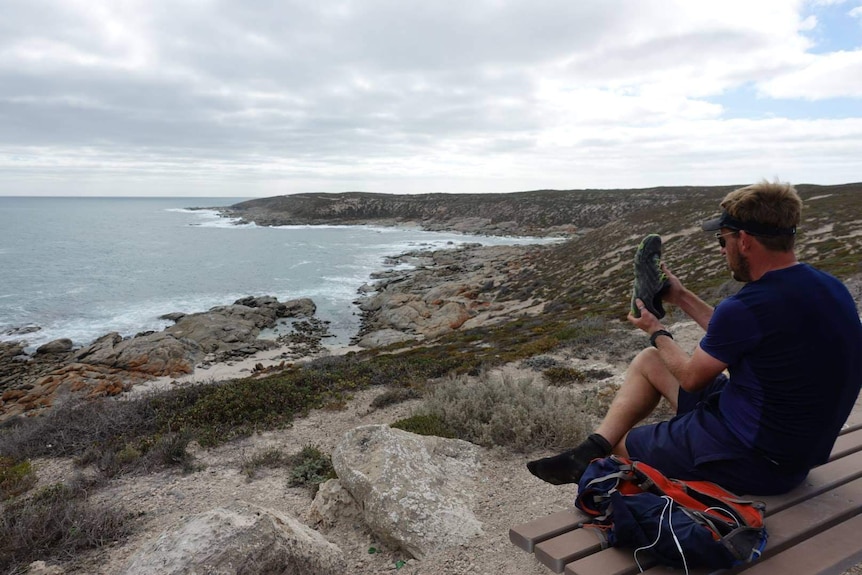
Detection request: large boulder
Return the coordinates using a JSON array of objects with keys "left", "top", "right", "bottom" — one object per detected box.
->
[
  {"left": 164, "top": 296, "right": 316, "bottom": 355},
  {"left": 121, "top": 503, "right": 344, "bottom": 575},
  {"left": 74, "top": 332, "right": 199, "bottom": 377},
  {"left": 331, "top": 424, "right": 483, "bottom": 559},
  {"left": 35, "top": 338, "right": 74, "bottom": 355}
]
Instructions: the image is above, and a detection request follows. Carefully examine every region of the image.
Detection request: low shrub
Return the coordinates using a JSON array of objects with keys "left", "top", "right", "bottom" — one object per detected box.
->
[
  {"left": 286, "top": 445, "right": 336, "bottom": 489},
  {"left": 240, "top": 447, "right": 286, "bottom": 480},
  {"left": 581, "top": 368, "right": 615, "bottom": 381},
  {"left": 543, "top": 366, "right": 586, "bottom": 385},
  {"left": 420, "top": 372, "right": 594, "bottom": 452},
  {"left": 0, "top": 397, "right": 157, "bottom": 461},
  {"left": 521, "top": 355, "right": 561, "bottom": 371},
  {"left": 0, "top": 457, "right": 36, "bottom": 501},
  {"left": 391, "top": 414, "right": 455, "bottom": 438},
  {"left": 143, "top": 432, "right": 196, "bottom": 472},
  {"left": 370, "top": 388, "right": 422, "bottom": 411},
  {"left": 0, "top": 479, "right": 132, "bottom": 573},
  {"left": 75, "top": 431, "right": 195, "bottom": 477},
  {"left": 578, "top": 383, "right": 621, "bottom": 420}
]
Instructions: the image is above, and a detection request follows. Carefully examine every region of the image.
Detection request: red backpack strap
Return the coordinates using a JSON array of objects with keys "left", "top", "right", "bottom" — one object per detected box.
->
[{"left": 628, "top": 460, "right": 765, "bottom": 529}]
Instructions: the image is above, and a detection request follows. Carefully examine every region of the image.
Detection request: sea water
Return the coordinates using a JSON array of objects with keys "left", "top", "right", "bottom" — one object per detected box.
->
[{"left": 0, "top": 196, "right": 555, "bottom": 350}]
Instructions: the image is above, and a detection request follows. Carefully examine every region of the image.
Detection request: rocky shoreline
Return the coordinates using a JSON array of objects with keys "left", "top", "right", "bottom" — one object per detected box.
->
[
  {"left": 0, "top": 237, "right": 556, "bottom": 422},
  {"left": 352, "top": 243, "right": 546, "bottom": 347},
  {"left": 0, "top": 296, "right": 329, "bottom": 421}
]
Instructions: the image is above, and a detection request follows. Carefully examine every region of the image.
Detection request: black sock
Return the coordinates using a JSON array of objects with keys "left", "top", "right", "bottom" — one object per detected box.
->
[{"left": 526, "top": 434, "right": 612, "bottom": 485}]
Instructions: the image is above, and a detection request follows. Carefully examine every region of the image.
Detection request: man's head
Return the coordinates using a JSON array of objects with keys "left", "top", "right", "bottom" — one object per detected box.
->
[{"left": 702, "top": 180, "right": 802, "bottom": 252}]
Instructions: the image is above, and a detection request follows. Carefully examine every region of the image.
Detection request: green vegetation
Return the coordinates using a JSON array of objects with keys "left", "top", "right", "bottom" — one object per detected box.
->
[
  {"left": 370, "top": 387, "right": 422, "bottom": 410},
  {"left": 543, "top": 366, "right": 586, "bottom": 385},
  {"left": 391, "top": 414, "right": 456, "bottom": 438},
  {"left": 0, "top": 457, "right": 36, "bottom": 501},
  {"left": 286, "top": 445, "right": 336, "bottom": 490}
]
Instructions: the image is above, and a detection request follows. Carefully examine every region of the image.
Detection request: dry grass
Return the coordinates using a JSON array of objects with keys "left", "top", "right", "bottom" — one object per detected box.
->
[
  {"left": 0, "top": 478, "right": 132, "bottom": 574},
  {"left": 416, "top": 371, "right": 595, "bottom": 452}
]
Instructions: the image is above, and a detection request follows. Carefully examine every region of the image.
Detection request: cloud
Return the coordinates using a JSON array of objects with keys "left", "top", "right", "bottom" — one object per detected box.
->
[
  {"left": 758, "top": 50, "right": 862, "bottom": 99},
  {"left": 0, "top": 0, "right": 859, "bottom": 195}
]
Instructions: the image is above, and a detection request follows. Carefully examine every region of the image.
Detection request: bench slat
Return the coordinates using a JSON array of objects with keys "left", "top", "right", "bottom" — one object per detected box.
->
[
  {"left": 564, "top": 546, "right": 655, "bottom": 575},
  {"left": 740, "top": 513, "right": 862, "bottom": 575},
  {"left": 842, "top": 411, "right": 862, "bottom": 432},
  {"left": 828, "top": 427, "right": 862, "bottom": 461},
  {"left": 535, "top": 528, "right": 607, "bottom": 573},
  {"left": 758, "top": 448, "right": 862, "bottom": 514},
  {"left": 509, "top": 509, "right": 585, "bottom": 552},
  {"left": 746, "top": 476, "right": 862, "bottom": 558}
]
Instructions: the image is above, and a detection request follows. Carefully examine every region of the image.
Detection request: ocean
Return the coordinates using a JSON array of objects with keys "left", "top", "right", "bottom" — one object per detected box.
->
[{"left": 0, "top": 196, "right": 553, "bottom": 351}]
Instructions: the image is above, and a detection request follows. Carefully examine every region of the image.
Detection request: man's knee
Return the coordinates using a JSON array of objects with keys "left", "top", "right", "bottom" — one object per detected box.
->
[
  {"left": 630, "top": 346, "right": 680, "bottom": 408},
  {"left": 630, "top": 346, "right": 664, "bottom": 372}
]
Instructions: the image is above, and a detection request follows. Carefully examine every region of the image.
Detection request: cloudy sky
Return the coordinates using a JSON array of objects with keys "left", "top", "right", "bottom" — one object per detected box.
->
[{"left": 1, "top": 0, "right": 861, "bottom": 197}]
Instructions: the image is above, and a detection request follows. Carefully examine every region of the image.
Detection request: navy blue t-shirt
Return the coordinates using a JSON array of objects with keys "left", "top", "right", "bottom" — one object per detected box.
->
[{"left": 700, "top": 264, "right": 862, "bottom": 469}]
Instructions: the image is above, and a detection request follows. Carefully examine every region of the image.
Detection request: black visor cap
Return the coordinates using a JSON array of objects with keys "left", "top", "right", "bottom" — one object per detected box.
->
[{"left": 701, "top": 211, "right": 796, "bottom": 237}]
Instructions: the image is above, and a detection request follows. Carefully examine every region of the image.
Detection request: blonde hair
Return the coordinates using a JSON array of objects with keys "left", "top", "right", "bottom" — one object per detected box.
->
[{"left": 720, "top": 180, "right": 801, "bottom": 251}]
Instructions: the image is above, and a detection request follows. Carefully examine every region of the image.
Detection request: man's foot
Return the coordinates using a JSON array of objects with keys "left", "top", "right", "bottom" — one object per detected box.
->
[
  {"left": 527, "top": 434, "right": 612, "bottom": 485},
  {"left": 631, "top": 234, "right": 671, "bottom": 319}
]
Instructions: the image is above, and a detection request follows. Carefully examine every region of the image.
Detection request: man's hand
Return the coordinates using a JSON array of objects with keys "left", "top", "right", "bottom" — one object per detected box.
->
[
  {"left": 628, "top": 298, "right": 664, "bottom": 334},
  {"left": 660, "top": 263, "right": 686, "bottom": 307}
]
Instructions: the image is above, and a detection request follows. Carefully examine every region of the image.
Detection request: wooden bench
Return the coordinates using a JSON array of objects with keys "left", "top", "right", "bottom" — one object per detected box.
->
[{"left": 510, "top": 412, "right": 862, "bottom": 575}]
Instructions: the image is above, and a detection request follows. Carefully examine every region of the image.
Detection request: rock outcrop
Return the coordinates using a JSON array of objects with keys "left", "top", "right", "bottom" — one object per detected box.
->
[
  {"left": 353, "top": 244, "right": 544, "bottom": 347},
  {"left": 121, "top": 502, "right": 345, "bottom": 575},
  {"left": 331, "top": 424, "right": 483, "bottom": 559},
  {"left": 307, "top": 478, "right": 364, "bottom": 530},
  {"left": 0, "top": 296, "right": 318, "bottom": 420}
]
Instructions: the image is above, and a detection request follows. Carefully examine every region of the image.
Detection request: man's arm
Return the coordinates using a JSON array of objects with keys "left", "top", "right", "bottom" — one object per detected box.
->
[
  {"left": 630, "top": 296, "right": 727, "bottom": 392},
  {"left": 661, "top": 264, "right": 713, "bottom": 330},
  {"left": 652, "top": 333, "right": 727, "bottom": 392}
]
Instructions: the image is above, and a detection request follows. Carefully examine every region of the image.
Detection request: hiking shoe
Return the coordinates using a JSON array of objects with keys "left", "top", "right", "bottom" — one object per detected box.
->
[{"left": 631, "top": 234, "right": 670, "bottom": 319}]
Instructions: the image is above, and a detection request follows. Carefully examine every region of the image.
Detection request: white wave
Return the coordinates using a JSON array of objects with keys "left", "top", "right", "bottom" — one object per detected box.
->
[
  {"left": 165, "top": 208, "right": 204, "bottom": 214},
  {"left": 193, "top": 218, "right": 258, "bottom": 229},
  {"left": 165, "top": 207, "right": 257, "bottom": 229},
  {"left": 286, "top": 261, "right": 312, "bottom": 269}
]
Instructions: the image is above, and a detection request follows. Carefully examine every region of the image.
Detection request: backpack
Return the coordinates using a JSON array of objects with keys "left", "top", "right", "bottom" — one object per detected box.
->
[{"left": 575, "top": 455, "right": 768, "bottom": 572}]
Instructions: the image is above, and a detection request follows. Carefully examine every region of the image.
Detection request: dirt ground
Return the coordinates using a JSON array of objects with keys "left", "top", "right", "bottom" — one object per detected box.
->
[{"left": 23, "top": 318, "right": 862, "bottom": 575}]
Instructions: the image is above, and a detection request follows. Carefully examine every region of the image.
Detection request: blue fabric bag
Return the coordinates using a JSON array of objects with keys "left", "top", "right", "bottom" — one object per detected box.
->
[{"left": 575, "top": 456, "right": 768, "bottom": 572}]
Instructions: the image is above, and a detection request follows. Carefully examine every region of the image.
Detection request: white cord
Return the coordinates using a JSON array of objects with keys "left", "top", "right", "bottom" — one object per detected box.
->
[
  {"left": 633, "top": 496, "right": 689, "bottom": 575},
  {"left": 704, "top": 506, "right": 741, "bottom": 528}
]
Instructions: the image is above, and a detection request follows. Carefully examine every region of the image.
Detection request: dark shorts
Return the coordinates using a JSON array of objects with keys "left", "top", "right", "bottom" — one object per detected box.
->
[{"left": 625, "top": 375, "right": 808, "bottom": 495}]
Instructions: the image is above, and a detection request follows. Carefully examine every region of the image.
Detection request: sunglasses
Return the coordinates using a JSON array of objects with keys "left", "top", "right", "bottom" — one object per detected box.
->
[{"left": 714, "top": 231, "right": 738, "bottom": 248}]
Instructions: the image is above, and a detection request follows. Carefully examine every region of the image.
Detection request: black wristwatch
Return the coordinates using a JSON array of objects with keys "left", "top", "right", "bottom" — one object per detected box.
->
[{"left": 650, "top": 329, "right": 674, "bottom": 347}]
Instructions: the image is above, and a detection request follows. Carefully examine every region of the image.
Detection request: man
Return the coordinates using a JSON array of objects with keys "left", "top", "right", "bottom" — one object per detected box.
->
[{"left": 527, "top": 181, "right": 862, "bottom": 495}]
